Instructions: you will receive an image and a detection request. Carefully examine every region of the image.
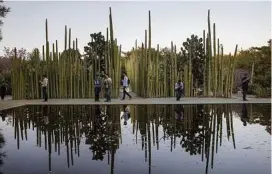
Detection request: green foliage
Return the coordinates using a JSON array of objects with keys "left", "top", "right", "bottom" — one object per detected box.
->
[
  {"left": 0, "top": 0, "right": 11, "bottom": 41},
  {"left": 84, "top": 32, "right": 106, "bottom": 70},
  {"left": 180, "top": 34, "right": 205, "bottom": 86},
  {"left": 235, "top": 41, "right": 271, "bottom": 97},
  {"left": 254, "top": 84, "right": 271, "bottom": 98}
]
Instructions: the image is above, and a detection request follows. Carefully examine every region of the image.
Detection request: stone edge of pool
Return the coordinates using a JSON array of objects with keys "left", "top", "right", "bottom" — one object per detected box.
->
[{"left": 0, "top": 97, "right": 271, "bottom": 111}]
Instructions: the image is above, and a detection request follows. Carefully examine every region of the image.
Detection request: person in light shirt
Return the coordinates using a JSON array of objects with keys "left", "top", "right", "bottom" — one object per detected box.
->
[
  {"left": 39, "top": 75, "right": 48, "bottom": 102},
  {"left": 121, "top": 72, "right": 132, "bottom": 100},
  {"left": 104, "top": 74, "right": 112, "bottom": 102}
]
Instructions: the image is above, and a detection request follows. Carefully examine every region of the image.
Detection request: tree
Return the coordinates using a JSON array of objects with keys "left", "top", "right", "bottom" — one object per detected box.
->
[
  {"left": 84, "top": 32, "right": 107, "bottom": 72},
  {"left": 180, "top": 34, "right": 205, "bottom": 86},
  {"left": 2, "top": 47, "right": 27, "bottom": 59},
  {"left": 0, "top": 1, "right": 10, "bottom": 41},
  {"left": 235, "top": 41, "right": 271, "bottom": 97}
]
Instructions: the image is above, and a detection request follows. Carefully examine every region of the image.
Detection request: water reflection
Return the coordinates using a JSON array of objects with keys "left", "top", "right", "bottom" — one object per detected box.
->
[
  {"left": 0, "top": 130, "right": 6, "bottom": 174},
  {"left": 0, "top": 104, "right": 270, "bottom": 174}
]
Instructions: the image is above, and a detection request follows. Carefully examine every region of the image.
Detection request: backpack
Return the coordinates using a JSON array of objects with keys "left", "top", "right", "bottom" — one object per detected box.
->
[{"left": 128, "top": 78, "right": 130, "bottom": 85}]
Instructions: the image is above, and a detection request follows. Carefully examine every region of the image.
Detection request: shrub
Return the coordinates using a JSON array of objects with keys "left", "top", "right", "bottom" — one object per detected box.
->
[
  {"left": 254, "top": 84, "right": 271, "bottom": 98},
  {"left": 248, "top": 83, "right": 257, "bottom": 95}
]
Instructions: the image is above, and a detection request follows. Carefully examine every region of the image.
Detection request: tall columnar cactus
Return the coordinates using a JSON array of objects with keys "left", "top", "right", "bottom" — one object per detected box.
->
[
  {"left": 11, "top": 9, "right": 238, "bottom": 100},
  {"left": 213, "top": 23, "right": 217, "bottom": 97},
  {"left": 148, "top": 10, "right": 152, "bottom": 97}
]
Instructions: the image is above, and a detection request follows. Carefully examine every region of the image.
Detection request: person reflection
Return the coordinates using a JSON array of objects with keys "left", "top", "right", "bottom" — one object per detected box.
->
[
  {"left": 241, "top": 103, "right": 248, "bottom": 126},
  {"left": 0, "top": 110, "right": 7, "bottom": 122},
  {"left": 121, "top": 105, "right": 130, "bottom": 125},
  {"left": 42, "top": 106, "right": 49, "bottom": 125},
  {"left": 174, "top": 105, "right": 184, "bottom": 121},
  {"left": 94, "top": 105, "right": 101, "bottom": 117}
]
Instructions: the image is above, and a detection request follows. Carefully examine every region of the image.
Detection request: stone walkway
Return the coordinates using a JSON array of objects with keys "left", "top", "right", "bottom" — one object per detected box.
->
[{"left": 0, "top": 93, "right": 270, "bottom": 111}]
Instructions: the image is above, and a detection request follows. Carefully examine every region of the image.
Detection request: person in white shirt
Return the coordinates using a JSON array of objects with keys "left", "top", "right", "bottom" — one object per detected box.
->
[
  {"left": 40, "top": 75, "right": 48, "bottom": 102},
  {"left": 175, "top": 80, "right": 183, "bottom": 101},
  {"left": 121, "top": 72, "right": 132, "bottom": 100}
]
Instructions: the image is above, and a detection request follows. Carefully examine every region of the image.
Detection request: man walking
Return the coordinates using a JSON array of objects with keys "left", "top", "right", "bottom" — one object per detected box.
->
[
  {"left": 40, "top": 75, "right": 48, "bottom": 102},
  {"left": 0, "top": 77, "right": 7, "bottom": 100},
  {"left": 241, "top": 75, "right": 250, "bottom": 101},
  {"left": 104, "top": 74, "right": 112, "bottom": 102},
  {"left": 121, "top": 72, "right": 132, "bottom": 100},
  {"left": 94, "top": 73, "right": 102, "bottom": 102},
  {"left": 175, "top": 80, "right": 183, "bottom": 101}
]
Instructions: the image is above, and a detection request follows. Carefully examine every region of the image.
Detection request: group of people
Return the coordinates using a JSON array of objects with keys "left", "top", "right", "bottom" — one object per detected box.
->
[
  {"left": 0, "top": 72, "right": 250, "bottom": 102},
  {"left": 40, "top": 72, "right": 132, "bottom": 102},
  {"left": 173, "top": 74, "right": 250, "bottom": 101}
]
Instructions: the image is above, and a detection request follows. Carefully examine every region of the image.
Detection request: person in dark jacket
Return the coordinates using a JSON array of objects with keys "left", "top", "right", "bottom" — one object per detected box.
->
[
  {"left": 175, "top": 80, "right": 183, "bottom": 101},
  {"left": 0, "top": 82, "right": 6, "bottom": 100},
  {"left": 241, "top": 75, "right": 250, "bottom": 101},
  {"left": 94, "top": 73, "right": 102, "bottom": 102}
]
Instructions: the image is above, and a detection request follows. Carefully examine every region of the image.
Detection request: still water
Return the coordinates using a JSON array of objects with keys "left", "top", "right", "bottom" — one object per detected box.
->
[{"left": 0, "top": 104, "right": 271, "bottom": 174}]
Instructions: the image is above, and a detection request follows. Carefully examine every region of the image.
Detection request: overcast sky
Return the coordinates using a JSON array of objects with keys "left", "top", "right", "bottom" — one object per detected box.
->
[{"left": 0, "top": 1, "right": 270, "bottom": 56}]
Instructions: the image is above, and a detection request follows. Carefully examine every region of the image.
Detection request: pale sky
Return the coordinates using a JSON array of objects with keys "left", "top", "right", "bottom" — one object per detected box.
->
[{"left": 0, "top": 1, "right": 271, "bottom": 56}]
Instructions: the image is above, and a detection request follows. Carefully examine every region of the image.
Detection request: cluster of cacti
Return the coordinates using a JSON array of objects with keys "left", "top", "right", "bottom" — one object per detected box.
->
[
  {"left": 203, "top": 10, "right": 238, "bottom": 98},
  {"left": 11, "top": 8, "right": 121, "bottom": 100},
  {"left": 125, "top": 11, "right": 178, "bottom": 98},
  {"left": 125, "top": 10, "right": 238, "bottom": 98},
  {"left": 10, "top": 8, "right": 239, "bottom": 99}
]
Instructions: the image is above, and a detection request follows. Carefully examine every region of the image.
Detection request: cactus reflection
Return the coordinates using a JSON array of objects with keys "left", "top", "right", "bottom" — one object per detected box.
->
[{"left": 0, "top": 104, "right": 270, "bottom": 174}]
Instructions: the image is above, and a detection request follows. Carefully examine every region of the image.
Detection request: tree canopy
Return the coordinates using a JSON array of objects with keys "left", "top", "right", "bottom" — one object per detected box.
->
[{"left": 0, "top": 1, "right": 10, "bottom": 41}]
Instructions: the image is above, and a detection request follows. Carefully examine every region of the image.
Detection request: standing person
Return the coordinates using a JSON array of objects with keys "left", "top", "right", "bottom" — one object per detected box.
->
[
  {"left": 241, "top": 75, "right": 250, "bottom": 101},
  {"left": 121, "top": 72, "right": 132, "bottom": 100},
  {"left": 104, "top": 74, "right": 112, "bottom": 102},
  {"left": 0, "top": 78, "right": 6, "bottom": 100},
  {"left": 94, "top": 73, "right": 102, "bottom": 102},
  {"left": 40, "top": 75, "right": 48, "bottom": 102},
  {"left": 175, "top": 80, "right": 183, "bottom": 101}
]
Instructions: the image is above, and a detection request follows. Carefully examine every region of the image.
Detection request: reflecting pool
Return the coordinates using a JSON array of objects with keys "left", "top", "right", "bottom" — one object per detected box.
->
[{"left": 0, "top": 104, "right": 271, "bottom": 174}]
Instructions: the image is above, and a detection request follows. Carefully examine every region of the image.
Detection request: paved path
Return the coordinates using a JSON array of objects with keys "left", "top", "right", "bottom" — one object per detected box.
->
[{"left": 0, "top": 94, "right": 270, "bottom": 111}]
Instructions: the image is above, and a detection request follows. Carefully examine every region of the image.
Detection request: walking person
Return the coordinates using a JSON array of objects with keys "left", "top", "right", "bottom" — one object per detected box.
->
[
  {"left": 175, "top": 80, "right": 183, "bottom": 101},
  {"left": 241, "top": 75, "right": 250, "bottom": 101},
  {"left": 104, "top": 74, "right": 112, "bottom": 102},
  {"left": 121, "top": 72, "right": 132, "bottom": 100},
  {"left": 94, "top": 73, "right": 102, "bottom": 102},
  {"left": 0, "top": 78, "right": 7, "bottom": 100},
  {"left": 40, "top": 75, "right": 48, "bottom": 102}
]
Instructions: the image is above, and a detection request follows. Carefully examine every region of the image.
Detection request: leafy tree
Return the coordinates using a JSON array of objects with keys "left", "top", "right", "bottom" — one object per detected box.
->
[
  {"left": 0, "top": 47, "right": 27, "bottom": 95},
  {"left": 2, "top": 47, "right": 27, "bottom": 59},
  {"left": 235, "top": 40, "right": 271, "bottom": 97},
  {"left": 84, "top": 32, "right": 107, "bottom": 72},
  {"left": 180, "top": 34, "right": 205, "bottom": 86},
  {"left": 0, "top": 1, "right": 10, "bottom": 42}
]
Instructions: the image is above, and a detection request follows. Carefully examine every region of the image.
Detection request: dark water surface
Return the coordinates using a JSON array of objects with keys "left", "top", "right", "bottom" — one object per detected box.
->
[{"left": 0, "top": 104, "right": 271, "bottom": 174}]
